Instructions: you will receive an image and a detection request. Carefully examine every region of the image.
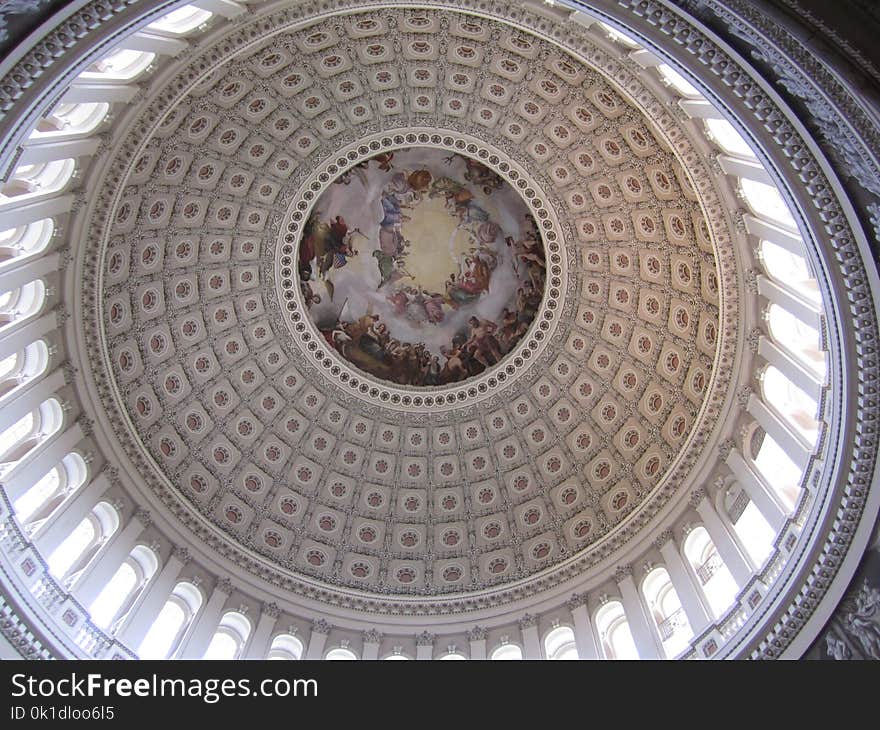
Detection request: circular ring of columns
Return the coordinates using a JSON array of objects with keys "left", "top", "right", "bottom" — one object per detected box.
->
[{"left": 0, "top": 0, "right": 876, "bottom": 660}]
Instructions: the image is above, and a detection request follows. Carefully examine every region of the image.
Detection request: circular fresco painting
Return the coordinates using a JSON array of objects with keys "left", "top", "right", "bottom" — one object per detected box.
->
[{"left": 298, "top": 148, "right": 546, "bottom": 387}]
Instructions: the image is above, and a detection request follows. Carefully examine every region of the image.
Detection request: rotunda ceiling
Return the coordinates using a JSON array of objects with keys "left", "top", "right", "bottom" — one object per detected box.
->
[{"left": 84, "top": 3, "right": 735, "bottom": 603}]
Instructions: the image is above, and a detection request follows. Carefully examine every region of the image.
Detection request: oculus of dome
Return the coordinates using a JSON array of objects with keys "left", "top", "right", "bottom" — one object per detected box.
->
[{"left": 296, "top": 146, "right": 546, "bottom": 388}]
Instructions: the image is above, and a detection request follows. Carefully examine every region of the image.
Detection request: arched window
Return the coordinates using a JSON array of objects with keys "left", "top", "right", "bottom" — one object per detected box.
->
[
  {"left": 740, "top": 179, "right": 797, "bottom": 229},
  {"left": 683, "top": 527, "right": 739, "bottom": 619},
  {"left": 544, "top": 626, "right": 578, "bottom": 660},
  {"left": 596, "top": 22, "right": 642, "bottom": 49},
  {"left": 1, "top": 159, "right": 76, "bottom": 201},
  {"left": 0, "top": 340, "right": 50, "bottom": 401},
  {"left": 46, "top": 501, "right": 119, "bottom": 581},
  {"left": 595, "top": 601, "right": 639, "bottom": 659},
  {"left": 137, "top": 581, "right": 202, "bottom": 659},
  {"left": 13, "top": 451, "right": 88, "bottom": 529},
  {"left": 325, "top": 647, "right": 358, "bottom": 660},
  {"left": 766, "top": 304, "right": 826, "bottom": 377},
  {"left": 88, "top": 545, "right": 158, "bottom": 630},
  {"left": 383, "top": 651, "right": 411, "bottom": 660},
  {"left": 705, "top": 118, "right": 756, "bottom": 159},
  {"left": 31, "top": 102, "right": 110, "bottom": 139},
  {"left": 658, "top": 63, "right": 701, "bottom": 97},
  {"left": 203, "top": 610, "right": 251, "bottom": 660},
  {"left": 0, "top": 280, "right": 47, "bottom": 333},
  {"left": 761, "top": 365, "right": 819, "bottom": 445},
  {"left": 489, "top": 643, "right": 523, "bottom": 660},
  {"left": 0, "top": 397, "right": 63, "bottom": 475},
  {"left": 438, "top": 651, "right": 467, "bottom": 660},
  {"left": 759, "top": 239, "right": 822, "bottom": 306},
  {"left": 81, "top": 49, "right": 155, "bottom": 81},
  {"left": 267, "top": 634, "right": 303, "bottom": 660},
  {"left": 642, "top": 567, "right": 693, "bottom": 658},
  {"left": 148, "top": 5, "right": 213, "bottom": 35},
  {"left": 0, "top": 219, "right": 54, "bottom": 268}
]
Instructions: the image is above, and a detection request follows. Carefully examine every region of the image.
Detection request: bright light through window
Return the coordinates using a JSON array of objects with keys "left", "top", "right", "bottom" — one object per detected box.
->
[
  {"left": 741, "top": 179, "right": 797, "bottom": 229},
  {"left": 706, "top": 118, "right": 756, "bottom": 159},
  {"left": 13, "top": 467, "right": 60, "bottom": 523},
  {"left": 658, "top": 64, "right": 700, "bottom": 96},
  {"left": 47, "top": 517, "right": 94, "bottom": 578},
  {"left": 89, "top": 562, "right": 137, "bottom": 629},
  {"left": 138, "top": 601, "right": 186, "bottom": 659}
]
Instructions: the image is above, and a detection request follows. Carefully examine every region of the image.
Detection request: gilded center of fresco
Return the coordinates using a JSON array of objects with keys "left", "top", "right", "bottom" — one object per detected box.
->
[{"left": 298, "top": 148, "right": 546, "bottom": 387}]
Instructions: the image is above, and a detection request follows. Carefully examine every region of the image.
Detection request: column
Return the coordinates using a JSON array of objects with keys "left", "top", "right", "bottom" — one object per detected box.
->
[
  {"left": 72, "top": 508, "right": 151, "bottom": 607},
  {"left": 305, "top": 619, "right": 330, "bottom": 659},
  {"left": 4, "top": 421, "right": 86, "bottom": 500},
  {"left": 32, "top": 469, "right": 107, "bottom": 555},
  {"left": 758, "top": 275, "right": 822, "bottom": 330},
  {"left": 0, "top": 194, "right": 74, "bottom": 230},
  {"left": 678, "top": 98, "right": 724, "bottom": 119},
  {"left": 467, "top": 626, "right": 487, "bottom": 660},
  {"left": 176, "top": 578, "right": 232, "bottom": 659},
  {"left": 744, "top": 214, "right": 804, "bottom": 256},
  {"left": 616, "top": 567, "right": 662, "bottom": 659},
  {"left": 726, "top": 448, "right": 789, "bottom": 531},
  {"left": 362, "top": 630, "right": 382, "bottom": 660},
  {"left": 116, "top": 546, "right": 188, "bottom": 650},
  {"left": 0, "top": 368, "right": 65, "bottom": 435},
  {"left": 0, "top": 253, "right": 60, "bottom": 298},
  {"left": 243, "top": 603, "right": 280, "bottom": 659},
  {"left": 718, "top": 155, "right": 772, "bottom": 184},
  {"left": 60, "top": 82, "right": 138, "bottom": 105},
  {"left": 0, "top": 312, "right": 58, "bottom": 362},
  {"left": 656, "top": 531, "right": 713, "bottom": 635},
  {"left": 567, "top": 595, "right": 600, "bottom": 660},
  {"left": 758, "top": 336, "right": 824, "bottom": 401},
  {"left": 747, "top": 392, "right": 813, "bottom": 468},
  {"left": 18, "top": 138, "right": 101, "bottom": 167},
  {"left": 691, "top": 489, "right": 754, "bottom": 587},
  {"left": 519, "top": 615, "right": 542, "bottom": 660},
  {"left": 120, "top": 30, "right": 189, "bottom": 57},
  {"left": 415, "top": 631, "right": 435, "bottom": 660}
]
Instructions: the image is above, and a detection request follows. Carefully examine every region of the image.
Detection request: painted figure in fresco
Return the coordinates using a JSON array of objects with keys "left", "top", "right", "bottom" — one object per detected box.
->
[
  {"left": 300, "top": 214, "right": 361, "bottom": 282},
  {"left": 309, "top": 150, "right": 547, "bottom": 387},
  {"left": 463, "top": 157, "right": 504, "bottom": 194},
  {"left": 465, "top": 316, "right": 503, "bottom": 368}
]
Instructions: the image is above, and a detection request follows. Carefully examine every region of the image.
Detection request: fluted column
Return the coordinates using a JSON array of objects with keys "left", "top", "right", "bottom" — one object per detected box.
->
[
  {"left": 60, "top": 82, "right": 138, "bottom": 105},
  {"left": 567, "top": 595, "right": 600, "bottom": 659},
  {"left": 117, "top": 546, "right": 188, "bottom": 650},
  {"left": 0, "top": 368, "right": 65, "bottom": 435},
  {"left": 176, "top": 578, "right": 233, "bottom": 659},
  {"left": 725, "top": 448, "right": 788, "bottom": 531},
  {"left": 467, "top": 626, "right": 487, "bottom": 660},
  {"left": 32, "top": 469, "right": 107, "bottom": 555},
  {"left": 415, "top": 631, "right": 435, "bottom": 660},
  {"left": 18, "top": 137, "right": 101, "bottom": 167},
  {"left": 691, "top": 490, "right": 754, "bottom": 587},
  {"left": 0, "top": 312, "right": 59, "bottom": 362},
  {"left": 73, "top": 508, "right": 151, "bottom": 607},
  {"left": 615, "top": 567, "right": 662, "bottom": 659},
  {"left": 305, "top": 619, "right": 330, "bottom": 659},
  {"left": 758, "top": 336, "right": 824, "bottom": 401},
  {"left": 362, "top": 630, "right": 382, "bottom": 660},
  {"left": 519, "top": 614, "right": 542, "bottom": 659},
  {"left": 0, "top": 195, "right": 75, "bottom": 231},
  {"left": 656, "top": 531, "right": 713, "bottom": 635},
  {"left": 758, "top": 275, "right": 822, "bottom": 330},
  {"left": 243, "top": 603, "right": 281, "bottom": 659},
  {"left": 747, "top": 393, "right": 813, "bottom": 468},
  {"left": 0, "top": 254, "right": 61, "bottom": 304}
]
